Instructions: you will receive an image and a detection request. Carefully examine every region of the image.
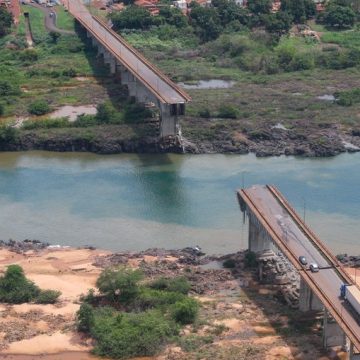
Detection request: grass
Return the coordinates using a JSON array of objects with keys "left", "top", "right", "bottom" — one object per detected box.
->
[{"left": 54, "top": 5, "right": 75, "bottom": 32}]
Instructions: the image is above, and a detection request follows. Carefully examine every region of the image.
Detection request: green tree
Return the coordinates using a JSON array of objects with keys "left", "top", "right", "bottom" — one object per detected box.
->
[
  {"left": 212, "top": 0, "right": 249, "bottom": 27},
  {"left": 0, "top": 7, "right": 12, "bottom": 37},
  {"left": 323, "top": 5, "right": 355, "bottom": 29},
  {"left": 158, "top": 6, "right": 188, "bottom": 27},
  {"left": 264, "top": 11, "right": 292, "bottom": 36},
  {"left": 96, "top": 267, "right": 143, "bottom": 303},
  {"left": 77, "top": 303, "right": 95, "bottom": 332},
  {"left": 171, "top": 298, "right": 199, "bottom": 324},
  {"left": 110, "top": 6, "right": 154, "bottom": 30},
  {"left": 247, "top": 0, "right": 272, "bottom": 15},
  {"left": 281, "top": 0, "right": 316, "bottom": 23},
  {"left": 189, "top": 6, "right": 222, "bottom": 42},
  {"left": 0, "top": 103, "right": 4, "bottom": 116}
]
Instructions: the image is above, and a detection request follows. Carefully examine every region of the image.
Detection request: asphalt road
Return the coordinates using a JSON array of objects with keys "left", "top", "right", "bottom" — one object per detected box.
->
[
  {"left": 244, "top": 185, "right": 360, "bottom": 350},
  {"left": 28, "top": 3, "right": 75, "bottom": 35},
  {"left": 68, "top": 0, "right": 188, "bottom": 104}
]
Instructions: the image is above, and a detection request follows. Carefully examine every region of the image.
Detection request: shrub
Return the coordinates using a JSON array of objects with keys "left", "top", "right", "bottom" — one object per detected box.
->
[
  {"left": 244, "top": 251, "right": 257, "bottom": 268},
  {"left": 28, "top": 100, "right": 51, "bottom": 116},
  {"left": 35, "top": 289, "right": 61, "bottom": 304},
  {"left": 178, "top": 334, "right": 213, "bottom": 352},
  {"left": 335, "top": 88, "right": 360, "bottom": 106},
  {"left": 171, "top": 297, "right": 199, "bottom": 324},
  {"left": 62, "top": 68, "right": 77, "bottom": 77},
  {"left": 96, "top": 267, "right": 143, "bottom": 303},
  {"left": 199, "top": 108, "right": 211, "bottom": 118},
  {"left": 0, "top": 7, "right": 13, "bottom": 37},
  {"left": 73, "top": 114, "right": 97, "bottom": 127},
  {"left": 0, "top": 265, "right": 40, "bottom": 304},
  {"left": 19, "top": 49, "right": 38, "bottom": 62},
  {"left": 223, "top": 258, "right": 236, "bottom": 268},
  {"left": 22, "top": 118, "right": 69, "bottom": 130},
  {"left": 0, "top": 125, "right": 19, "bottom": 147},
  {"left": 0, "top": 80, "right": 21, "bottom": 96},
  {"left": 0, "top": 103, "right": 4, "bottom": 116},
  {"left": 91, "top": 309, "right": 178, "bottom": 358},
  {"left": 135, "top": 288, "right": 185, "bottom": 310},
  {"left": 217, "top": 104, "right": 239, "bottom": 119},
  {"left": 323, "top": 5, "right": 355, "bottom": 29},
  {"left": 123, "top": 102, "right": 152, "bottom": 123},
  {"left": 149, "top": 276, "right": 191, "bottom": 295},
  {"left": 96, "top": 102, "right": 116, "bottom": 124},
  {"left": 77, "top": 303, "right": 95, "bottom": 332}
]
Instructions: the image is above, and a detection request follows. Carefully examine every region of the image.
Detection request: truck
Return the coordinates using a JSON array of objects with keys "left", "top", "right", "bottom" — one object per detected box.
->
[{"left": 340, "top": 284, "right": 360, "bottom": 319}]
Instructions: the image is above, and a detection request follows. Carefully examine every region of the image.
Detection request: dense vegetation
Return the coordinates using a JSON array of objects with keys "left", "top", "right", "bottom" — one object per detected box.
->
[
  {"left": 0, "top": 7, "right": 12, "bottom": 37},
  {"left": 77, "top": 267, "right": 199, "bottom": 359},
  {"left": 0, "top": 265, "right": 61, "bottom": 304}
]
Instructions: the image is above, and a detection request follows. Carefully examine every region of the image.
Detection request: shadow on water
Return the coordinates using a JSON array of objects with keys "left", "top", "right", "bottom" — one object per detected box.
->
[{"left": 132, "top": 153, "right": 193, "bottom": 225}]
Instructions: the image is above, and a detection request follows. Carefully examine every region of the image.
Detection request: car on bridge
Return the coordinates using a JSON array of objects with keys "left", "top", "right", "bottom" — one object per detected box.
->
[
  {"left": 299, "top": 256, "right": 307, "bottom": 266},
  {"left": 309, "top": 263, "right": 319, "bottom": 273}
]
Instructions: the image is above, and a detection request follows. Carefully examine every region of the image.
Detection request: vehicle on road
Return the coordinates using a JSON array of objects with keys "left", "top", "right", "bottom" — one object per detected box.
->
[
  {"left": 340, "top": 284, "right": 360, "bottom": 318},
  {"left": 309, "top": 263, "right": 319, "bottom": 272},
  {"left": 299, "top": 256, "right": 307, "bottom": 266}
]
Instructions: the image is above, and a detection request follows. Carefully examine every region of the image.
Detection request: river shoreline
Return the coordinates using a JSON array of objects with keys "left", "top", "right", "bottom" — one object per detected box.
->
[{"left": 3, "top": 122, "right": 360, "bottom": 157}]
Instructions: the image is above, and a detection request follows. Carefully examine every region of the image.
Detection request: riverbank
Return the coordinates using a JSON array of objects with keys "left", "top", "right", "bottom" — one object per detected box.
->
[
  {"left": 0, "top": 240, "right": 357, "bottom": 359},
  {"left": 1, "top": 121, "right": 360, "bottom": 157}
]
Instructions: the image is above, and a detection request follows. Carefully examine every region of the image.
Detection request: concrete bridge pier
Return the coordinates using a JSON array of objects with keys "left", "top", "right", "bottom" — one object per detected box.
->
[
  {"left": 322, "top": 310, "right": 347, "bottom": 349},
  {"left": 247, "top": 211, "right": 274, "bottom": 253},
  {"left": 299, "top": 278, "right": 323, "bottom": 312}
]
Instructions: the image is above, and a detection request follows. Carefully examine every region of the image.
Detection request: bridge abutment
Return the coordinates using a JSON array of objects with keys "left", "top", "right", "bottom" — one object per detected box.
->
[{"left": 248, "top": 211, "right": 275, "bottom": 253}]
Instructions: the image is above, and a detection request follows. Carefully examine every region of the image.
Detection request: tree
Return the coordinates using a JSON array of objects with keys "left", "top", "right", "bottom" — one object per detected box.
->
[
  {"left": 189, "top": 6, "right": 222, "bottom": 42},
  {"left": 212, "top": 0, "right": 249, "bottom": 27},
  {"left": 158, "top": 6, "right": 188, "bottom": 28},
  {"left": 96, "top": 267, "right": 143, "bottom": 303},
  {"left": 280, "top": 0, "right": 315, "bottom": 23},
  {"left": 323, "top": 5, "right": 355, "bottom": 29},
  {"left": 264, "top": 11, "right": 292, "bottom": 36},
  {"left": 0, "top": 7, "right": 12, "bottom": 37},
  {"left": 110, "top": 6, "right": 154, "bottom": 30},
  {"left": 247, "top": 0, "right": 272, "bottom": 15}
]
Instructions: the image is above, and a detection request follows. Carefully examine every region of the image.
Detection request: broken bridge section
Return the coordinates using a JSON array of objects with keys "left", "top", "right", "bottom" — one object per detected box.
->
[
  {"left": 237, "top": 185, "right": 360, "bottom": 359},
  {"left": 66, "top": 0, "right": 191, "bottom": 138}
]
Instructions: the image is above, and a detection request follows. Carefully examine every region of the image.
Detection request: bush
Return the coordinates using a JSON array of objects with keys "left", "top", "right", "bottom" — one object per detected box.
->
[
  {"left": 77, "top": 303, "right": 95, "bottom": 332},
  {"left": 28, "top": 100, "right": 51, "bottom": 116},
  {"left": 223, "top": 258, "right": 236, "bottom": 268},
  {"left": 199, "top": 108, "right": 211, "bottom": 118},
  {"left": 244, "top": 251, "right": 257, "bottom": 268},
  {"left": 322, "top": 5, "right": 355, "bottom": 29},
  {"left": 335, "top": 88, "right": 360, "bottom": 106},
  {"left": 0, "top": 80, "right": 21, "bottom": 96},
  {"left": 0, "top": 126, "right": 19, "bottom": 147},
  {"left": 96, "top": 267, "right": 143, "bottom": 303},
  {"left": 73, "top": 114, "right": 97, "bottom": 127},
  {"left": 19, "top": 49, "right": 38, "bottom": 62},
  {"left": 0, "top": 265, "right": 40, "bottom": 304},
  {"left": 91, "top": 309, "right": 178, "bottom": 358},
  {"left": 149, "top": 276, "right": 191, "bottom": 295},
  {"left": 217, "top": 104, "right": 239, "bottom": 118},
  {"left": 35, "top": 289, "right": 61, "bottom": 304},
  {"left": 171, "top": 297, "right": 199, "bottom": 324},
  {"left": 22, "top": 118, "right": 69, "bottom": 130},
  {"left": 123, "top": 101, "right": 152, "bottom": 123},
  {"left": 0, "top": 103, "right": 4, "bottom": 116},
  {"left": 135, "top": 288, "right": 185, "bottom": 310}
]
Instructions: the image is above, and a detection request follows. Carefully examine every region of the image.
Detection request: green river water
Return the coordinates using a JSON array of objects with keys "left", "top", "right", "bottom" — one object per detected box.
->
[{"left": 0, "top": 151, "right": 359, "bottom": 255}]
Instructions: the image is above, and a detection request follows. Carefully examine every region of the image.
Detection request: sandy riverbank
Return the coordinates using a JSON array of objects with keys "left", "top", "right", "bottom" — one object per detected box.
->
[{"left": 0, "top": 244, "right": 355, "bottom": 359}]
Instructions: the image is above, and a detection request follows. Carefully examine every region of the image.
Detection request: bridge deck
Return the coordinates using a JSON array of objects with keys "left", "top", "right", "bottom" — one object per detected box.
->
[
  {"left": 238, "top": 185, "right": 360, "bottom": 351},
  {"left": 67, "top": 0, "right": 191, "bottom": 104}
]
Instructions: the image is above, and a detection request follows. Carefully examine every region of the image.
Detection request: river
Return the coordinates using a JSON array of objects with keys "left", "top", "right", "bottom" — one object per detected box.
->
[{"left": 0, "top": 151, "right": 359, "bottom": 255}]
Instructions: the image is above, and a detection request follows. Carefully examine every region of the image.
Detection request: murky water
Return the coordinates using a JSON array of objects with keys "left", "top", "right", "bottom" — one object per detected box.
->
[
  {"left": 178, "top": 80, "right": 235, "bottom": 89},
  {"left": 49, "top": 105, "right": 97, "bottom": 122},
  {"left": 0, "top": 151, "right": 359, "bottom": 255}
]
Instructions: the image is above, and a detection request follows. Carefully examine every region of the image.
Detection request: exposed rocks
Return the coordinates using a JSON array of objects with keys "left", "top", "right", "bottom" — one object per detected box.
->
[
  {"left": 337, "top": 253, "right": 360, "bottom": 268},
  {"left": 0, "top": 239, "right": 49, "bottom": 253},
  {"left": 257, "top": 250, "right": 300, "bottom": 309}
]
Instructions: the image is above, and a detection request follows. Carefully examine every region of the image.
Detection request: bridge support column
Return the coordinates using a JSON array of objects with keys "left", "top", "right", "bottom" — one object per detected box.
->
[
  {"left": 248, "top": 212, "right": 273, "bottom": 253},
  {"left": 323, "top": 310, "right": 346, "bottom": 349},
  {"left": 350, "top": 342, "right": 360, "bottom": 359},
  {"left": 159, "top": 103, "right": 177, "bottom": 137},
  {"left": 299, "top": 278, "right": 323, "bottom": 312}
]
